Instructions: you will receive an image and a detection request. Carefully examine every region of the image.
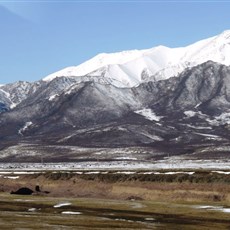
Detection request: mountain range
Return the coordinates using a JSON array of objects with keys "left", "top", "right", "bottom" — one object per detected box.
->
[{"left": 1, "top": 30, "right": 230, "bottom": 162}]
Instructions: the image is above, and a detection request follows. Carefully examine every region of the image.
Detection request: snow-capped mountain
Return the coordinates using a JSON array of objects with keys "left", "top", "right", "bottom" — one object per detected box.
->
[
  {"left": 1, "top": 31, "right": 230, "bottom": 162},
  {"left": 1, "top": 61, "right": 230, "bottom": 162},
  {"left": 43, "top": 30, "right": 230, "bottom": 87},
  {"left": 1, "top": 30, "right": 230, "bottom": 109}
]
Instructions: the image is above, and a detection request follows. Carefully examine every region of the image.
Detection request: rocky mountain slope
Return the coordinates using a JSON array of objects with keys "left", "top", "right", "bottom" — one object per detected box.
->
[
  {"left": 0, "top": 61, "right": 230, "bottom": 162},
  {"left": 1, "top": 31, "right": 230, "bottom": 162}
]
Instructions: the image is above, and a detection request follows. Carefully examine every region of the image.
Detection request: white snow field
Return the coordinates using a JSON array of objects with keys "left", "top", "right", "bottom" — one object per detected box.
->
[
  {"left": 0, "top": 157, "right": 230, "bottom": 172},
  {"left": 43, "top": 30, "right": 230, "bottom": 87}
]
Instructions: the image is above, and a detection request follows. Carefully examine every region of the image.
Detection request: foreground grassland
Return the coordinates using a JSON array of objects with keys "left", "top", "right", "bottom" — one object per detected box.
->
[
  {"left": 0, "top": 170, "right": 230, "bottom": 229},
  {"left": 0, "top": 194, "right": 230, "bottom": 229}
]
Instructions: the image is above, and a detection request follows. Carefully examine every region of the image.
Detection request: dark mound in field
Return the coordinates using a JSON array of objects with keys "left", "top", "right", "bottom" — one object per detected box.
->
[{"left": 11, "top": 187, "right": 33, "bottom": 195}]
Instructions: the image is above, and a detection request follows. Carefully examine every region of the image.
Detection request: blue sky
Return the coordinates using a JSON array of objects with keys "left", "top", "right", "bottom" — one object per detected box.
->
[{"left": 0, "top": 0, "right": 230, "bottom": 84}]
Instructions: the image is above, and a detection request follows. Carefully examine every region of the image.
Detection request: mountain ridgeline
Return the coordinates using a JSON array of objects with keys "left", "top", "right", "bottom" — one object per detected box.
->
[{"left": 1, "top": 31, "right": 230, "bottom": 162}]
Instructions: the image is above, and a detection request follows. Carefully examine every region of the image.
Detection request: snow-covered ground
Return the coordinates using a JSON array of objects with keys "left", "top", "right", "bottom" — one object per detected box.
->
[
  {"left": 193, "top": 205, "right": 230, "bottom": 213},
  {"left": 62, "top": 211, "right": 82, "bottom": 215},
  {"left": 54, "top": 202, "right": 72, "bottom": 208},
  {"left": 0, "top": 157, "right": 230, "bottom": 171}
]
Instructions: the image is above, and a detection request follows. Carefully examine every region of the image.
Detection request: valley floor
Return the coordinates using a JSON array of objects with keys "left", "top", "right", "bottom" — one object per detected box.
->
[
  {"left": 0, "top": 169, "right": 230, "bottom": 229},
  {"left": 1, "top": 156, "right": 230, "bottom": 171},
  {"left": 0, "top": 194, "right": 230, "bottom": 230}
]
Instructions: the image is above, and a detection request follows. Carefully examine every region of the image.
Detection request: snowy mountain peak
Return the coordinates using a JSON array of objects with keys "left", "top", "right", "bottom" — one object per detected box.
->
[
  {"left": 210, "top": 30, "right": 230, "bottom": 46},
  {"left": 43, "top": 30, "right": 230, "bottom": 88},
  {"left": 43, "top": 49, "right": 146, "bottom": 82},
  {"left": 218, "top": 30, "right": 230, "bottom": 39}
]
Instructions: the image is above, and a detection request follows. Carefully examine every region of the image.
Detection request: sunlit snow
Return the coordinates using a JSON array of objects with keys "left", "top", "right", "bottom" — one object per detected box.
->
[
  {"left": 184, "top": 110, "right": 197, "bottom": 117},
  {"left": 62, "top": 211, "right": 82, "bottom": 215},
  {"left": 18, "top": 122, "right": 33, "bottom": 136},
  {"left": 135, "top": 108, "right": 163, "bottom": 121},
  {"left": 215, "top": 112, "right": 230, "bottom": 125},
  {"left": 43, "top": 30, "right": 230, "bottom": 88},
  {"left": 48, "top": 94, "right": 59, "bottom": 101},
  {"left": 194, "top": 205, "right": 230, "bottom": 213},
  {"left": 54, "top": 202, "right": 72, "bottom": 208}
]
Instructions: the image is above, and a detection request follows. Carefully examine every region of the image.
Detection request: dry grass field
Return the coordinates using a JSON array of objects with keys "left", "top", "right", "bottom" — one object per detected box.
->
[{"left": 0, "top": 170, "right": 230, "bottom": 229}]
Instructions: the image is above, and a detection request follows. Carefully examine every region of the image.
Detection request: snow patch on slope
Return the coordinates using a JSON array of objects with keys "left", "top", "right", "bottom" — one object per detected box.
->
[
  {"left": 18, "top": 122, "right": 33, "bottom": 136},
  {"left": 215, "top": 112, "right": 230, "bottom": 124},
  {"left": 184, "top": 110, "right": 197, "bottom": 117},
  {"left": 194, "top": 132, "right": 221, "bottom": 140},
  {"left": 135, "top": 108, "right": 163, "bottom": 121},
  {"left": 48, "top": 94, "right": 59, "bottom": 101},
  {"left": 184, "top": 109, "right": 230, "bottom": 126},
  {"left": 0, "top": 88, "right": 10, "bottom": 98}
]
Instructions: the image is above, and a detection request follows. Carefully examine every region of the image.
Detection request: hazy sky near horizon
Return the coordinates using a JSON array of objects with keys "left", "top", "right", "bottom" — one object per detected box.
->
[{"left": 0, "top": 0, "right": 230, "bottom": 84}]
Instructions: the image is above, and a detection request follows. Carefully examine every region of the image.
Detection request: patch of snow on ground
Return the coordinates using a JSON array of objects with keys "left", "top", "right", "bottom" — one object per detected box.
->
[
  {"left": 194, "top": 205, "right": 230, "bottom": 213},
  {"left": 163, "top": 172, "right": 194, "bottom": 175},
  {"left": 3, "top": 176, "right": 19, "bottom": 179},
  {"left": 145, "top": 218, "right": 155, "bottom": 221},
  {"left": 115, "top": 171, "right": 136, "bottom": 174},
  {"left": 13, "top": 171, "right": 39, "bottom": 175},
  {"left": 212, "top": 171, "right": 230, "bottom": 175},
  {"left": 0, "top": 172, "right": 15, "bottom": 174},
  {"left": 221, "top": 208, "right": 230, "bottom": 213},
  {"left": 54, "top": 202, "right": 72, "bottom": 208},
  {"left": 135, "top": 108, "right": 163, "bottom": 121},
  {"left": 84, "top": 171, "right": 101, "bottom": 174},
  {"left": 62, "top": 211, "right": 82, "bottom": 215},
  {"left": 28, "top": 208, "right": 37, "bottom": 212},
  {"left": 115, "top": 157, "right": 138, "bottom": 160},
  {"left": 131, "top": 203, "right": 145, "bottom": 209},
  {"left": 0, "top": 157, "right": 230, "bottom": 171}
]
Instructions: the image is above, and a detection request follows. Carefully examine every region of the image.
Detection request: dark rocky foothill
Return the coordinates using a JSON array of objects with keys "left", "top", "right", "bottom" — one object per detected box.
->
[{"left": 0, "top": 61, "right": 230, "bottom": 162}]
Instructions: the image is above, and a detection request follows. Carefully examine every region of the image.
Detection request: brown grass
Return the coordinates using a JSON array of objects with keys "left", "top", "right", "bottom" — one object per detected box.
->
[{"left": 1, "top": 170, "right": 230, "bottom": 204}]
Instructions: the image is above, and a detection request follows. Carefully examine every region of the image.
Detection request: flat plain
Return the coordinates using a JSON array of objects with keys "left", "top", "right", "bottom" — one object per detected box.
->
[{"left": 0, "top": 169, "right": 230, "bottom": 229}]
